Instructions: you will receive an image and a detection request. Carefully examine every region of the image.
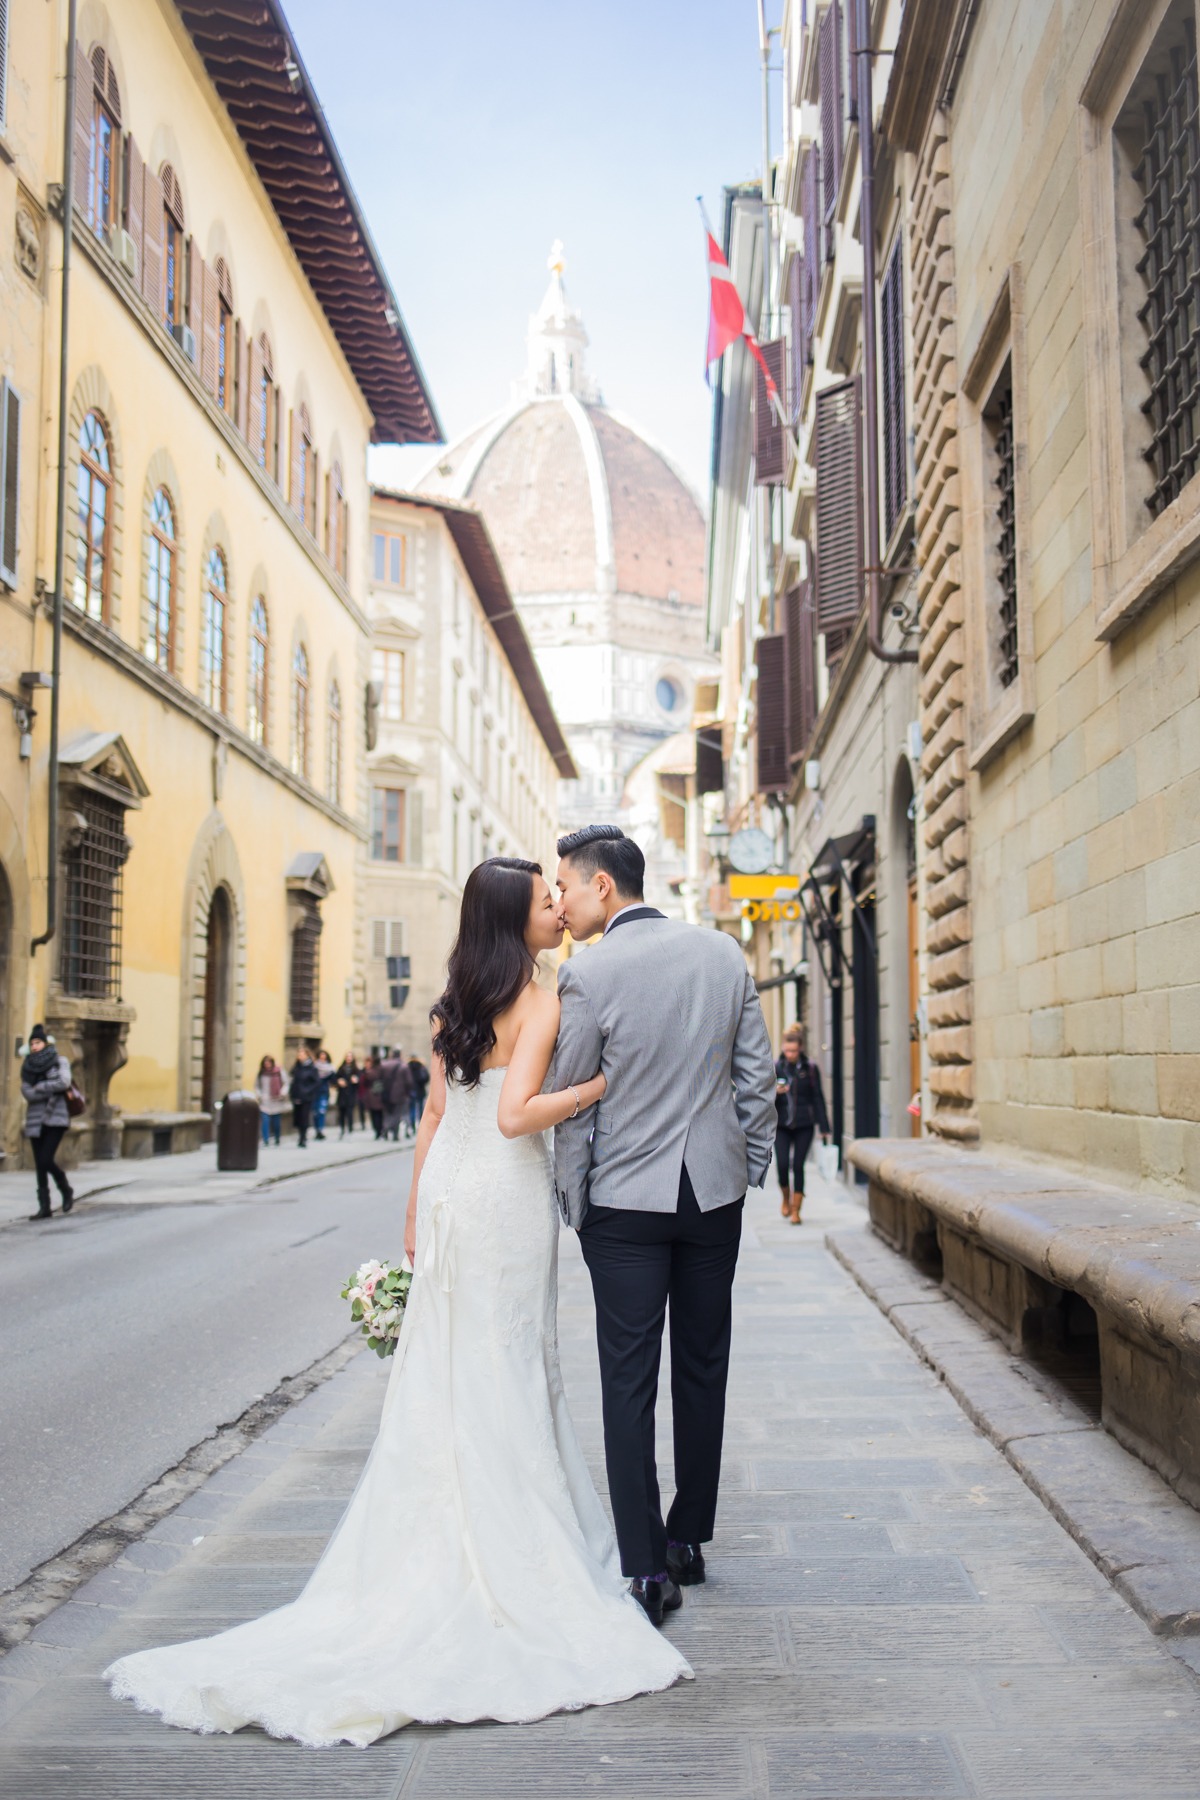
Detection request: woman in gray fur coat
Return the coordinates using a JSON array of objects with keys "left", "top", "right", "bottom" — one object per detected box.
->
[{"left": 21, "top": 1025, "right": 74, "bottom": 1221}]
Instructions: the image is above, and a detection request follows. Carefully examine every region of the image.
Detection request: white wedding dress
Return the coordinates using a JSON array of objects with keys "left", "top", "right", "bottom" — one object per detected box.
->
[{"left": 105, "top": 1069, "right": 691, "bottom": 1747}]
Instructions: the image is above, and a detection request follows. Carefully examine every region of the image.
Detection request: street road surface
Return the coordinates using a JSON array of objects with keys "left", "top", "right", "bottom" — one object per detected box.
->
[{"left": 0, "top": 1150, "right": 411, "bottom": 1592}]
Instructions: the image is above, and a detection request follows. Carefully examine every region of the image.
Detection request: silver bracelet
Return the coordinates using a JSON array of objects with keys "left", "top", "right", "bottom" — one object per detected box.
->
[{"left": 568, "top": 1085, "right": 581, "bottom": 1119}]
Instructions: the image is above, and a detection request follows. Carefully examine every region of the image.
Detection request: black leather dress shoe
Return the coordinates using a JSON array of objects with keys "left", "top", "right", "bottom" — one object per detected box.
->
[
  {"left": 666, "top": 1542, "right": 706, "bottom": 1585},
  {"left": 629, "top": 1575, "right": 682, "bottom": 1626}
]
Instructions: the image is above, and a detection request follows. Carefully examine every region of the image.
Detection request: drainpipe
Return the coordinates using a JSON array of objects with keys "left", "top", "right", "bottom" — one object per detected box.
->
[
  {"left": 32, "top": 0, "right": 78, "bottom": 953},
  {"left": 857, "top": 0, "right": 917, "bottom": 666}
]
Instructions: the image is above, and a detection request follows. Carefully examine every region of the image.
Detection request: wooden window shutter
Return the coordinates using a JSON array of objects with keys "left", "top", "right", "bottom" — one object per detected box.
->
[
  {"left": 755, "top": 338, "right": 788, "bottom": 486},
  {"left": 845, "top": 0, "right": 858, "bottom": 123},
  {"left": 801, "top": 146, "right": 820, "bottom": 363},
  {"left": 409, "top": 791, "right": 424, "bottom": 865},
  {"left": 73, "top": 43, "right": 93, "bottom": 221},
  {"left": 756, "top": 634, "right": 789, "bottom": 794},
  {"left": 323, "top": 469, "right": 331, "bottom": 557},
  {"left": 141, "top": 163, "right": 164, "bottom": 314},
  {"left": 186, "top": 235, "right": 203, "bottom": 337},
  {"left": 341, "top": 499, "right": 349, "bottom": 580},
  {"left": 247, "top": 335, "right": 264, "bottom": 458},
  {"left": 695, "top": 726, "right": 723, "bottom": 795},
  {"left": 880, "top": 241, "right": 907, "bottom": 543},
  {"left": 784, "top": 576, "right": 817, "bottom": 763},
  {"left": 818, "top": 1, "right": 843, "bottom": 263},
  {"left": 123, "top": 135, "right": 143, "bottom": 255},
  {"left": 289, "top": 410, "right": 303, "bottom": 516},
  {"left": 788, "top": 250, "right": 804, "bottom": 417},
  {"left": 200, "top": 260, "right": 220, "bottom": 397},
  {"left": 0, "top": 378, "right": 20, "bottom": 589},
  {"left": 815, "top": 375, "right": 864, "bottom": 633}
]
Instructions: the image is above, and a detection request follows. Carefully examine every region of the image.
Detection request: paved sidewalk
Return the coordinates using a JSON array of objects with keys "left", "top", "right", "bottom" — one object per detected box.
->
[
  {"left": 0, "top": 1125, "right": 407, "bottom": 1229},
  {"left": 3, "top": 1171, "right": 1200, "bottom": 1797}
]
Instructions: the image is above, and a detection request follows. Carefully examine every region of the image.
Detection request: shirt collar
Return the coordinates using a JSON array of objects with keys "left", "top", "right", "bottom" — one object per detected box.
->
[{"left": 603, "top": 902, "right": 647, "bottom": 935}]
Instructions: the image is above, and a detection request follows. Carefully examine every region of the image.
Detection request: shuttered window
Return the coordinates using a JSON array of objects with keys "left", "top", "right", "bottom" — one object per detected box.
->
[
  {"left": 372, "top": 648, "right": 405, "bottom": 721},
  {"left": 755, "top": 339, "right": 788, "bottom": 486},
  {"left": 371, "top": 788, "right": 406, "bottom": 863},
  {"left": 371, "top": 918, "right": 406, "bottom": 961},
  {"left": 784, "top": 577, "right": 818, "bottom": 764},
  {"left": 289, "top": 894, "right": 322, "bottom": 1025},
  {"left": 81, "top": 47, "right": 122, "bottom": 239},
  {"left": 880, "top": 240, "right": 908, "bottom": 544},
  {"left": 800, "top": 145, "right": 821, "bottom": 365},
  {"left": 818, "top": 1, "right": 844, "bottom": 261},
  {"left": 815, "top": 376, "right": 864, "bottom": 634},
  {"left": 0, "top": 378, "right": 19, "bottom": 590},
  {"left": 756, "top": 633, "right": 790, "bottom": 794},
  {"left": 695, "top": 726, "right": 723, "bottom": 795},
  {"left": 160, "top": 165, "right": 183, "bottom": 330}
]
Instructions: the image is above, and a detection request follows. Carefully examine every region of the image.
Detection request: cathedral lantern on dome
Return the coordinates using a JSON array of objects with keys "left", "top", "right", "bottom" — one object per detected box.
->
[{"left": 523, "top": 241, "right": 600, "bottom": 404}]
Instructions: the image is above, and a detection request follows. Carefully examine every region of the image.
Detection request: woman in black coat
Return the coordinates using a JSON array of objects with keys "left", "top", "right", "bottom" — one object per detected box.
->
[
  {"left": 21, "top": 1025, "right": 75, "bottom": 1220},
  {"left": 774, "top": 1025, "right": 830, "bottom": 1225},
  {"left": 289, "top": 1048, "right": 322, "bottom": 1148}
]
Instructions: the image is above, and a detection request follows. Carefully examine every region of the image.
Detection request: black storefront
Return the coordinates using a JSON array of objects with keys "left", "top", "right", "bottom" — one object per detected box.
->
[{"left": 798, "top": 815, "right": 879, "bottom": 1165}]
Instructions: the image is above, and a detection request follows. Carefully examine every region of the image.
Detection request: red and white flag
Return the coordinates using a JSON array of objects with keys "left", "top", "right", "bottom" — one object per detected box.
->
[{"left": 703, "top": 226, "right": 779, "bottom": 404}]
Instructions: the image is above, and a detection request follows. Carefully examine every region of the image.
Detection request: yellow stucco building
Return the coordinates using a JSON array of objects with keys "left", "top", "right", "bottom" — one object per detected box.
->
[{"left": 0, "top": 0, "right": 437, "bottom": 1161}]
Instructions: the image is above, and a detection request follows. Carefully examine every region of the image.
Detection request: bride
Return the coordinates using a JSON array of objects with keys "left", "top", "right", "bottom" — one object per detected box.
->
[{"left": 106, "top": 856, "right": 691, "bottom": 1747}]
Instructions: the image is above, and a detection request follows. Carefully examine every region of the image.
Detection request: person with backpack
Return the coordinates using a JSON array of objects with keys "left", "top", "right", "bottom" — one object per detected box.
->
[{"left": 21, "top": 1025, "right": 75, "bottom": 1220}]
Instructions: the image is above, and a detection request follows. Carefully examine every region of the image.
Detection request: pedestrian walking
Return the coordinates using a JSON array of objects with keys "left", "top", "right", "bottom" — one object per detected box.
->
[
  {"left": 380, "top": 1047, "right": 411, "bottom": 1141},
  {"left": 20, "top": 1025, "right": 76, "bottom": 1221},
  {"left": 406, "top": 1055, "right": 429, "bottom": 1135},
  {"left": 312, "top": 1048, "right": 335, "bottom": 1141},
  {"left": 774, "top": 1025, "right": 830, "bottom": 1224},
  {"left": 362, "top": 1054, "right": 386, "bottom": 1140},
  {"left": 334, "top": 1053, "right": 359, "bottom": 1137},
  {"left": 255, "top": 1055, "right": 288, "bottom": 1146},
  {"left": 289, "top": 1047, "right": 321, "bottom": 1148}
]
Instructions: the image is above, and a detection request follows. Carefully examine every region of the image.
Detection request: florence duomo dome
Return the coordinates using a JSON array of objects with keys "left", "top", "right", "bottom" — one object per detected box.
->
[{"left": 419, "top": 244, "right": 716, "bottom": 852}]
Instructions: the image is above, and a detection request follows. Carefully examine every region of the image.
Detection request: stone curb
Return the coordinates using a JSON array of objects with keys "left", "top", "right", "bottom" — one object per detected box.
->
[{"left": 827, "top": 1221, "right": 1200, "bottom": 1657}]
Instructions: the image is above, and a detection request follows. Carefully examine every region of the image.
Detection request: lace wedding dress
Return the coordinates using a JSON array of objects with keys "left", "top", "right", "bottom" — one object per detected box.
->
[{"left": 106, "top": 1069, "right": 691, "bottom": 1747}]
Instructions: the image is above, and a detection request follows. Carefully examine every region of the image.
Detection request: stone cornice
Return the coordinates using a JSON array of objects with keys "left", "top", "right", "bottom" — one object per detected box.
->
[
  {"left": 61, "top": 604, "right": 366, "bottom": 840},
  {"left": 879, "top": 0, "right": 961, "bottom": 153}
]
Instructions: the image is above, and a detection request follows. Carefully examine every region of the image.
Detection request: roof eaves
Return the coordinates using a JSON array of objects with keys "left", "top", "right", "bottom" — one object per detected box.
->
[{"left": 371, "top": 487, "right": 578, "bottom": 781}]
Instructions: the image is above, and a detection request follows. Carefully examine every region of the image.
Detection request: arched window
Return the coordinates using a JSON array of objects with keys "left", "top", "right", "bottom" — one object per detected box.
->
[
  {"left": 145, "top": 487, "right": 175, "bottom": 670},
  {"left": 248, "top": 595, "right": 269, "bottom": 746},
  {"left": 215, "top": 258, "right": 236, "bottom": 417},
  {"left": 200, "top": 547, "right": 228, "bottom": 712},
  {"left": 327, "top": 678, "right": 342, "bottom": 805},
  {"left": 74, "top": 411, "right": 112, "bottom": 621},
  {"left": 161, "top": 165, "right": 185, "bottom": 331},
  {"left": 87, "top": 48, "right": 122, "bottom": 237},
  {"left": 291, "top": 643, "right": 310, "bottom": 778}
]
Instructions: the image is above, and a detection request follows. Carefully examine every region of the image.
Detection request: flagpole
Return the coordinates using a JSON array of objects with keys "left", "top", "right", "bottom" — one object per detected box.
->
[{"left": 758, "top": 0, "right": 776, "bottom": 634}]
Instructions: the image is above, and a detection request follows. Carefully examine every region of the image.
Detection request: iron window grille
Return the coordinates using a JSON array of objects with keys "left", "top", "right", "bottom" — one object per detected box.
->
[
  {"left": 1130, "top": 9, "right": 1200, "bottom": 519},
  {"left": 987, "top": 371, "right": 1020, "bottom": 690},
  {"left": 61, "top": 791, "right": 128, "bottom": 999},
  {"left": 289, "top": 894, "right": 322, "bottom": 1023}
]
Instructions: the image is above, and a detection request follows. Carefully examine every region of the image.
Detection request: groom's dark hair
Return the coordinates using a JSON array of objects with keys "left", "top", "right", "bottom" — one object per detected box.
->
[{"left": 556, "top": 824, "right": 645, "bottom": 900}]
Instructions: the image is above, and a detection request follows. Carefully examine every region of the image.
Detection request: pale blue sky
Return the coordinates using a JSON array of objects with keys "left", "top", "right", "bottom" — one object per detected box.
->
[{"left": 282, "top": 0, "right": 780, "bottom": 500}]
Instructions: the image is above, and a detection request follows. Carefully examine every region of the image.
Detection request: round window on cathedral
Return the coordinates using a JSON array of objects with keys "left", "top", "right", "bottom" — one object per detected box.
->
[{"left": 656, "top": 675, "right": 683, "bottom": 715}]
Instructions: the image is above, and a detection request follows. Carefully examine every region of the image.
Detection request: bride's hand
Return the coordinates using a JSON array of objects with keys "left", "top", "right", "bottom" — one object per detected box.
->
[{"left": 573, "top": 1071, "right": 606, "bottom": 1110}]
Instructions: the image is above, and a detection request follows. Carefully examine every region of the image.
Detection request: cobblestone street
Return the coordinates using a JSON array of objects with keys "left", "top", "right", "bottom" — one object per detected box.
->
[{"left": 2, "top": 1176, "right": 1199, "bottom": 1798}]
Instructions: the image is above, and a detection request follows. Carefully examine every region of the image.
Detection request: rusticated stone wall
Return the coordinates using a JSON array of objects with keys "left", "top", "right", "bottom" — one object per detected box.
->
[{"left": 909, "top": 119, "right": 978, "bottom": 1142}]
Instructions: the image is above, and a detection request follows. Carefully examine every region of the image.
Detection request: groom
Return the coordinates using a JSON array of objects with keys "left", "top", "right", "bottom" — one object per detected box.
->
[{"left": 553, "top": 824, "right": 776, "bottom": 1625}]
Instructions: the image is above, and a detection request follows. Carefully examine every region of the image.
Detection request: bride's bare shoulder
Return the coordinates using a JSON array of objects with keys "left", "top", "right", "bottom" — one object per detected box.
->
[{"left": 519, "top": 982, "right": 560, "bottom": 1026}]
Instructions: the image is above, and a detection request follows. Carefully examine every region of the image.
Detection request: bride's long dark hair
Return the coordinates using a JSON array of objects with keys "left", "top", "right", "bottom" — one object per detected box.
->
[{"left": 431, "top": 857, "right": 541, "bottom": 1088}]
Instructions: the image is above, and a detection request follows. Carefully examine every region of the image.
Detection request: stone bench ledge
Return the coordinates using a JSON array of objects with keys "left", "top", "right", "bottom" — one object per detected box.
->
[
  {"left": 118, "top": 1112, "right": 212, "bottom": 1128},
  {"left": 849, "top": 1137, "right": 1200, "bottom": 1507}
]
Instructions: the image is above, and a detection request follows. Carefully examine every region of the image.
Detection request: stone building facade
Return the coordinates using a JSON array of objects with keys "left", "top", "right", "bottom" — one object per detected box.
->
[
  {"left": 363, "top": 489, "right": 572, "bottom": 1050},
  {"left": 886, "top": 0, "right": 1200, "bottom": 1200},
  {"left": 0, "top": 0, "right": 436, "bottom": 1161}
]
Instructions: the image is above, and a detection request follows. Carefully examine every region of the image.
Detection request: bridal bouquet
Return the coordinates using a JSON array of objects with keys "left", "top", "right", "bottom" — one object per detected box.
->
[{"left": 341, "top": 1258, "right": 412, "bottom": 1358}]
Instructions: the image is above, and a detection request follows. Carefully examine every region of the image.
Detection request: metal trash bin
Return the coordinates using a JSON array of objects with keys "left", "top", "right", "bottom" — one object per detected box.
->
[{"left": 216, "top": 1089, "right": 260, "bottom": 1171}]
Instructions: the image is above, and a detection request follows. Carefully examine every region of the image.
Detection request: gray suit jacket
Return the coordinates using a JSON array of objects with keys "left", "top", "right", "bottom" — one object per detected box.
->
[{"left": 553, "top": 911, "right": 776, "bottom": 1227}]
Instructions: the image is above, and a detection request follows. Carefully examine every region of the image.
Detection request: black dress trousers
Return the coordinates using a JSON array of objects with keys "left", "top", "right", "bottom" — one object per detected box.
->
[{"left": 578, "top": 1164, "right": 743, "bottom": 1578}]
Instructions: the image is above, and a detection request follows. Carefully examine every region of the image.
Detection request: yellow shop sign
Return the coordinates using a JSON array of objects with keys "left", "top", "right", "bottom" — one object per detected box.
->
[{"left": 728, "top": 875, "right": 803, "bottom": 922}]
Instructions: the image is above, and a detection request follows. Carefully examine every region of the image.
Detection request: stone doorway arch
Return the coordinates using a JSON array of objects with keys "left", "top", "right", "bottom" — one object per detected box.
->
[{"left": 180, "top": 814, "right": 247, "bottom": 1116}]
